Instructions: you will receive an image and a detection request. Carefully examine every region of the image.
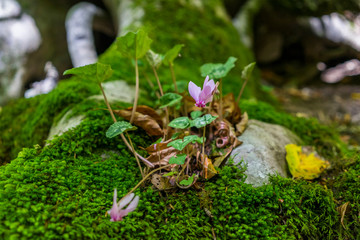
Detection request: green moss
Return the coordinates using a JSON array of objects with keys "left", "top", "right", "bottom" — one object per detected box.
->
[
  {"left": 0, "top": 126, "right": 347, "bottom": 239},
  {"left": 327, "top": 154, "right": 360, "bottom": 239},
  {"left": 0, "top": 79, "right": 99, "bottom": 164},
  {"left": 100, "top": 0, "right": 272, "bottom": 102}
]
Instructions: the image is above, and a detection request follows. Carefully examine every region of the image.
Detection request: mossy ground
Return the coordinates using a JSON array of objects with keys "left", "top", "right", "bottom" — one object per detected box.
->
[
  {"left": 0, "top": 0, "right": 359, "bottom": 238},
  {"left": 1, "top": 98, "right": 359, "bottom": 239}
]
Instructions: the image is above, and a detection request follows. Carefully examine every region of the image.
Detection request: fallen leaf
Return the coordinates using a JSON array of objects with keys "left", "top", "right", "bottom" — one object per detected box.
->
[
  {"left": 146, "top": 146, "right": 179, "bottom": 166},
  {"left": 337, "top": 201, "right": 350, "bottom": 229},
  {"left": 114, "top": 105, "right": 163, "bottom": 136},
  {"left": 235, "top": 112, "right": 248, "bottom": 136},
  {"left": 351, "top": 93, "right": 360, "bottom": 100},
  {"left": 151, "top": 173, "right": 174, "bottom": 190},
  {"left": 285, "top": 144, "right": 330, "bottom": 180},
  {"left": 212, "top": 93, "right": 242, "bottom": 123},
  {"left": 203, "top": 155, "right": 217, "bottom": 179}
]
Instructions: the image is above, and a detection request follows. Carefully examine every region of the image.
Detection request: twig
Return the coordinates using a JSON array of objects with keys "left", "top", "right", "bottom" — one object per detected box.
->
[{"left": 120, "top": 164, "right": 173, "bottom": 202}]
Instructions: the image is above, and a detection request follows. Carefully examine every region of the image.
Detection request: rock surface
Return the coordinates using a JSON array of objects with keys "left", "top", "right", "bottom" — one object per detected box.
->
[
  {"left": 47, "top": 80, "right": 134, "bottom": 140},
  {"left": 229, "top": 119, "right": 302, "bottom": 187}
]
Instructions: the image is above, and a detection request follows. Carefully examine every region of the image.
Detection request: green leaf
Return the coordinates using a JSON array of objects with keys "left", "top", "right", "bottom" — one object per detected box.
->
[
  {"left": 191, "top": 114, "right": 218, "bottom": 128},
  {"left": 169, "top": 154, "right": 187, "bottom": 165},
  {"left": 163, "top": 171, "right": 178, "bottom": 177},
  {"left": 167, "top": 135, "right": 201, "bottom": 151},
  {"left": 190, "top": 111, "right": 203, "bottom": 120},
  {"left": 106, "top": 121, "right": 137, "bottom": 138},
  {"left": 63, "top": 62, "right": 113, "bottom": 83},
  {"left": 163, "top": 44, "right": 184, "bottom": 66},
  {"left": 152, "top": 137, "right": 163, "bottom": 145},
  {"left": 116, "top": 29, "right": 152, "bottom": 59},
  {"left": 180, "top": 174, "right": 195, "bottom": 186},
  {"left": 159, "top": 93, "right": 183, "bottom": 108},
  {"left": 171, "top": 132, "right": 181, "bottom": 139},
  {"left": 146, "top": 50, "right": 163, "bottom": 68},
  {"left": 241, "top": 62, "right": 256, "bottom": 80},
  {"left": 200, "top": 56, "right": 237, "bottom": 79},
  {"left": 168, "top": 117, "right": 190, "bottom": 129}
]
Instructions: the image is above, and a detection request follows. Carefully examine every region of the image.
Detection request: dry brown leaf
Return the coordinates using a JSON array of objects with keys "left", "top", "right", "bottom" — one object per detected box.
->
[
  {"left": 203, "top": 156, "right": 217, "bottom": 179},
  {"left": 337, "top": 201, "right": 350, "bottom": 229},
  {"left": 235, "top": 112, "right": 248, "bottom": 136},
  {"left": 151, "top": 173, "right": 174, "bottom": 190},
  {"left": 212, "top": 93, "right": 241, "bottom": 123},
  {"left": 146, "top": 146, "right": 179, "bottom": 166},
  {"left": 114, "top": 106, "right": 163, "bottom": 136},
  {"left": 144, "top": 139, "right": 172, "bottom": 154}
]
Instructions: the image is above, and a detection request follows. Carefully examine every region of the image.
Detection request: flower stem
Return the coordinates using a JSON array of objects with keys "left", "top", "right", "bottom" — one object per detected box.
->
[
  {"left": 152, "top": 66, "right": 170, "bottom": 139},
  {"left": 152, "top": 66, "right": 164, "bottom": 96},
  {"left": 236, "top": 76, "right": 248, "bottom": 105},
  {"left": 121, "top": 164, "right": 173, "bottom": 202},
  {"left": 126, "top": 132, "right": 144, "bottom": 178},
  {"left": 202, "top": 125, "right": 206, "bottom": 155},
  {"left": 169, "top": 63, "right": 178, "bottom": 93},
  {"left": 130, "top": 58, "right": 139, "bottom": 124},
  {"left": 98, "top": 82, "right": 154, "bottom": 168},
  {"left": 219, "top": 78, "right": 223, "bottom": 121}
]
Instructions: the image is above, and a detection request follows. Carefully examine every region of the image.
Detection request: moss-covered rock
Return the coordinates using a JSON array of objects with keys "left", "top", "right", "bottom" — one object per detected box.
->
[{"left": 0, "top": 0, "right": 359, "bottom": 238}]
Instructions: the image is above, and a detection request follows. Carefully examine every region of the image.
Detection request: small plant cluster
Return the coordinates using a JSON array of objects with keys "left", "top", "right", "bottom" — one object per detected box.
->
[{"left": 64, "top": 28, "right": 255, "bottom": 222}]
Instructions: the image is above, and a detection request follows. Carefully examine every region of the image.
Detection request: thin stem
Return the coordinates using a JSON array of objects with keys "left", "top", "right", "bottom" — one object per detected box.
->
[
  {"left": 152, "top": 66, "right": 164, "bottom": 96},
  {"left": 99, "top": 83, "right": 117, "bottom": 122},
  {"left": 126, "top": 132, "right": 144, "bottom": 178},
  {"left": 169, "top": 63, "right": 178, "bottom": 93},
  {"left": 144, "top": 72, "right": 160, "bottom": 99},
  {"left": 120, "top": 164, "right": 173, "bottom": 202},
  {"left": 236, "top": 77, "right": 248, "bottom": 104},
  {"left": 99, "top": 82, "right": 154, "bottom": 168},
  {"left": 202, "top": 125, "right": 206, "bottom": 155},
  {"left": 219, "top": 78, "right": 223, "bottom": 121},
  {"left": 130, "top": 58, "right": 139, "bottom": 123}
]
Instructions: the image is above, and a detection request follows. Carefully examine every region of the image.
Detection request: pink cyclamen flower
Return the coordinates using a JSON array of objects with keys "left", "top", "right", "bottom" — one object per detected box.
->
[
  {"left": 108, "top": 189, "right": 139, "bottom": 222},
  {"left": 188, "top": 76, "right": 217, "bottom": 108}
]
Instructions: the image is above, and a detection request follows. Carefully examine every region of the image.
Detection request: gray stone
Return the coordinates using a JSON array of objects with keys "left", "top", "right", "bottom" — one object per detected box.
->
[
  {"left": 48, "top": 80, "right": 134, "bottom": 140},
  {"left": 229, "top": 119, "right": 302, "bottom": 187}
]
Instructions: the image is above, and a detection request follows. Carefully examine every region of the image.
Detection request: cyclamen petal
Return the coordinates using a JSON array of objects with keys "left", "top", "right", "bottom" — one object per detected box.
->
[
  {"left": 188, "top": 76, "right": 217, "bottom": 108},
  {"left": 108, "top": 189, "right": 139, "bottom": 222},
  {"left": 188, "top": 81, "right": 201, "bottom": 102}
]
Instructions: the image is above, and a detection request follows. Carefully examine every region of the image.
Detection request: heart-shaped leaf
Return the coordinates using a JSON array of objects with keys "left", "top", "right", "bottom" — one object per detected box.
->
[
  {"left": 241, "top": 62, "right": 256, "bottom": 80},
  {"left": 63, "top": 62, "right": 113, "bottom": 83},
  {"left": 159, "top": 93, "right": 183, "bottom": 108},
  {"left": 191, "top": 114, "right": 218, "bottom": 128},
  {"left": 169, "top": 154, "right": 187, "bottom": 165},
  {"left": 116, "top": 29, "right": 152, "bottom": 59},
  {"left": 106, "top": 121, "right": 137, "bottom": 138},
  {"left": 179, "top": 174, "right": 195, "bottom": 186},
  {"left": 168, "top": 117, "right": 190, "bottom": 129},
  {"left": 163, "top": 44, "right": 184, "bottom": 66},
  {"left": 200, "top": 56, "right": 237, "bottom": 79},
  {"left": 190, "top": 110, "right": 203, "bottom": 120}
]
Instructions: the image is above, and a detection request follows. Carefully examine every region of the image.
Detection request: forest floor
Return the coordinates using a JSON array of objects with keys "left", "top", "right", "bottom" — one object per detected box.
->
[{"left": 274, "top": 83, "right": 360, "bottom": 147}]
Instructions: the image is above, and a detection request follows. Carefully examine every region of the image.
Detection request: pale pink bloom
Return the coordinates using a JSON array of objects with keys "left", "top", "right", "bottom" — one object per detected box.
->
[
  {"left": 188, "top": 76, "right": 217, "bottom": 108},
  {"left": 108, "top": 189, "right": 139, "bottom": 222}
]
